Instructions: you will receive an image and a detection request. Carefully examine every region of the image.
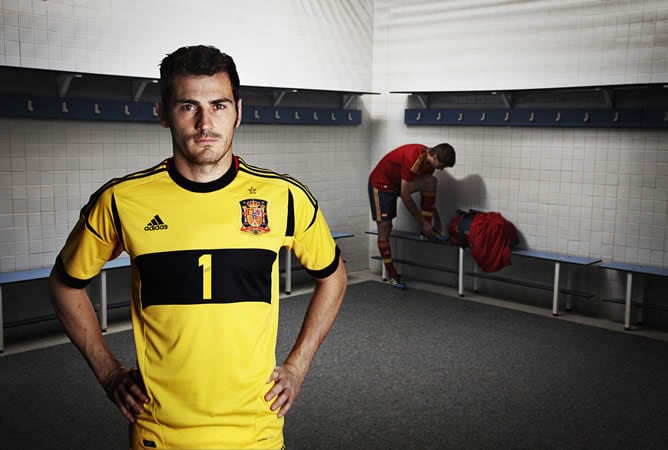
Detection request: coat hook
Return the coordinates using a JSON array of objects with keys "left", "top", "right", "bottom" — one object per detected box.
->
[
  {"left": 613, "top": 111, "right": 620, "bottom": 122},
  {"left": 313, "top": 111, "right": 319, "bottom": 121},
  {"left": 436, "top": 112, "right": 442, "bottom": 121},
  {"left": 294, "top": 111, "right": 300, "bottom": 120},
  {"left": 152, "top": 106, "right": 158, "bottom": 117},
  {"left": 253, "top": 109, "right": 260, "bottom": 120},
  {"left": 94, "top": 103, "right": 101, "bottom": 114},
  {"left": 347, "top": 112, "right": 353, "bottom": 121},
  {"left": 330, "top": 112, "right": 337, "bottom": 121},
  {"left": 123, "top": 105, "right": 130, "bottom": 116},
  {"left": 457, "top": 112, "right": 463, "bottom": 121},
  {"left": 555, "top": 112, "right": 561, "bottom": 122},
  {"left": 529, "top": 112, "right": 535, "bottom": 122},
  {"left": 480, "top": 112, "right": 486, "bottom": 121},
  {"left": 504, "top": 111, "right": 510, "bottom": 121},
  {"left": 274, "top": 110, "right": 280, "bottom": 120},
  {"left": 416, "top": 112, "right": 421, "bottom": 121},
  {"left": 27, "top": 100, "right": 34, "bottom": 112},
  {"left": 61, "top": 101, "right": 68, "bottom": 113},
  {"left": 663, "top": 111, "right": 668, "bottom": 122},
  {"left": 584, "top": 112, "right": 590, "bottom": 122}
]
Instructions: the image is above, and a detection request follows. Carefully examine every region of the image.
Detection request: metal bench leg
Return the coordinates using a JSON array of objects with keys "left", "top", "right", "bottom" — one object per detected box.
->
[
  {"left": 472, "top": 263, "right": 479, "bottom": 293},
  {"left": 458, "top": 247, "right": 464, "bottom": 296},
  {"left": 381, "top": 262, "right": 387, "bottom": 281},
  {"left": 0, "top": 285, "right": 4, "bottom": 352},
  {"left": 100, "top": 271, "right": 108, "bottom": 332},
  {"left": 552, "top": 262, "right": 560, "bottom": 316},
  {"left": 565, "top": 266, "right": 573, "bottom": 311},
  {"left": 624, "top": 272, "right": 633, "bottom": 330},
  {"left": 285, "top": 248, "right": 292, "bottom": 295}
]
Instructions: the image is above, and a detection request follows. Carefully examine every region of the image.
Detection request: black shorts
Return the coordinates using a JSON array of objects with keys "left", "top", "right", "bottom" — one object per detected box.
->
[{"left": 368, "top": 183, "right": 400, "bottom": 222}]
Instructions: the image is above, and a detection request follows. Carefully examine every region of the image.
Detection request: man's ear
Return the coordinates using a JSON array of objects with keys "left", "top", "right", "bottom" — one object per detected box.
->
[
  {"left": 235, "top": 99, "right": 243, "bottom": 128},
  {"left": 156, "top": 101, "right": 170, "bottom": 128}
]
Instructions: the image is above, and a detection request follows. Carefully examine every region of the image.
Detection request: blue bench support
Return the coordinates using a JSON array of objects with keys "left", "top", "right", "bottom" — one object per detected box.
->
[
  {"left": 283, "top": 232, "right": 354, "bottom": 295},
  {"left": 0, "top": 255, "right": 131, "bottom": 352},
  {"left": 599, "top": 262, "right": 668, "bottom": 330}
]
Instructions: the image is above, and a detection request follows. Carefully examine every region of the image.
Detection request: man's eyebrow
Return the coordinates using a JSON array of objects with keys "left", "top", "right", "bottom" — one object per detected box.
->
[
  {"left": 210, "top": 97, "right": 234, "bottom": 104},
  {"left": 174, "top": 97, "right": 234, "bottom": 105},
  {"left": 175, "top": 98, "right": 201, "bottom": 105}
]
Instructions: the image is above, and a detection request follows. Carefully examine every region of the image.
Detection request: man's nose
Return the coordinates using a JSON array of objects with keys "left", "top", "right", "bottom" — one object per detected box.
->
[{"left": 197, "top": 109, "right": 214, "bottom": 130}]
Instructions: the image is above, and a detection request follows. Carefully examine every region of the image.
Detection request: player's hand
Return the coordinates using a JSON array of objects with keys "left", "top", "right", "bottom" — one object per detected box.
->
[
  {"left": 102, "top": 366, "right": 149, "bottom": 423},
  {"left": 433, "top": 219, "right": 443, "bottom": 235},
  {"left": 264, "top": 362, "right": 305, "bottom": 418},
  {"left": 420, "top": 220, "right": 438, "bottom": 240}
]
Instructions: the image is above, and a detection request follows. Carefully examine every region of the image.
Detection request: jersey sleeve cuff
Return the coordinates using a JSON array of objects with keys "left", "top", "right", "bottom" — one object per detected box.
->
[
  {"left": 304, "top": 246, "right": 341, "bottom": 279},
  {"left": 53, "top": 255, "right": 95, "bottom": 289}
]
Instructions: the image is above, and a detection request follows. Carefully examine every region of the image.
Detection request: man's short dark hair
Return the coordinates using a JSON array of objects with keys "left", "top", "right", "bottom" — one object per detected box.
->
[
  {"left": 431, "top": 143, "right": 456, "bottom": 167},
  {"left": 159, "top": 45, "right": 240, "bottom": 109}
]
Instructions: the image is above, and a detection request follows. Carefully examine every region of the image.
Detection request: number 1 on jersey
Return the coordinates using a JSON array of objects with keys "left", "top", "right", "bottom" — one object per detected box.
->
[{"left": 198, "top": 254, "right": 212, "bottom": 300}]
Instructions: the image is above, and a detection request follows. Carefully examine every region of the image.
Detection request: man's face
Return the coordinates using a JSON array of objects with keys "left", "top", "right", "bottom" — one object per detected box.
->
[
  {"left": 159, "top": 72, "right": 242, "bottom": 168},
  {"left": 427, "top": 152, "right": 446, "bottom": 170}
]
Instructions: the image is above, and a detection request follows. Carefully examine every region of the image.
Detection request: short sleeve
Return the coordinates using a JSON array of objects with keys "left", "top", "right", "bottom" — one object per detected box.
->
[
  {"left": 58, "top": 187, "right": 122, "bottom": 286},
  {"left": 288, "top": 185, "right": 339, "bottom": 279}
]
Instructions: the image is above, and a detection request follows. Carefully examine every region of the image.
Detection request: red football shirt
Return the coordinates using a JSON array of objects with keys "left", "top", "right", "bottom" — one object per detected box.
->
[{"left": 369, "top": 144, "right": 433, "bottom": 191}]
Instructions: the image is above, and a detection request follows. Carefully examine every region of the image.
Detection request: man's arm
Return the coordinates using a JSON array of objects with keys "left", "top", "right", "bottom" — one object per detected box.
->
[
  {"left": 265, "top": 255, "right": 347, "bottom": 417},
  {"left": 48, "top": 269, "right": 148, "bottom": 422},
  {"left": 400, "top": 178, "right": 437, "bottom": 239}
]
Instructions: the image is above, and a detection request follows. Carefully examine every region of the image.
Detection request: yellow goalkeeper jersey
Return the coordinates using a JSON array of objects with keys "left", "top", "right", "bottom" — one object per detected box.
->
[{"left": 56, "top": 155, "right": 339, "bottom": 449}]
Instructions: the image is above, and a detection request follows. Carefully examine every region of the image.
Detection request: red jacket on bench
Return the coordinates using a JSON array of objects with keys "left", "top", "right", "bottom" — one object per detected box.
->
[{"left": 448, "top": 210, "right": 517, "bottom": 273}]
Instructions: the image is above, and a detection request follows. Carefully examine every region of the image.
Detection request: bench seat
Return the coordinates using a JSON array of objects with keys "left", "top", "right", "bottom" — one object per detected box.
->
[
  {"left": 0, "top": 255, "right": 131, "bottom": 352},
  {"left": 367, "top": 229, "right": 600, "bottom": 316},
  {"left": 599, "top": 262, "right": 668, "bottom": 330}
]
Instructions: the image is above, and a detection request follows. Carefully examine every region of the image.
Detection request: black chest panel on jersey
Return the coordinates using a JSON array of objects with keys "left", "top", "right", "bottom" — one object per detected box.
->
[{"left": 135, "top": 249, "right": 276, "bottom": 306}]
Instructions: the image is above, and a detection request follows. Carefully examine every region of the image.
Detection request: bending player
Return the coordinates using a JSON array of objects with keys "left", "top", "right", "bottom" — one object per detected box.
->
[{"left": 368, "top": 143, "right": 456, "bottom": 289}]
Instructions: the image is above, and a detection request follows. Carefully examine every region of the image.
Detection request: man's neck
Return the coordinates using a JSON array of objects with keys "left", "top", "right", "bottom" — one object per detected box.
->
[{"left": 172, "top": 154, "right": 233, "bottom": 183}]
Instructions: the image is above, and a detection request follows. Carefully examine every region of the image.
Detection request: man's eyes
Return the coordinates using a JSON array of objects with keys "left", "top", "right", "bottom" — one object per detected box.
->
[{"left": 179, "top": 103, "right": 226, "bottom": 112}]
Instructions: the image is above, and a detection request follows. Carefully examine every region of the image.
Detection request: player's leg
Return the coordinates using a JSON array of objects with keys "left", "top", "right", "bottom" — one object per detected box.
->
[
  {"left": 410, "top": 175, "right": 446, "bottom": 240},
  {"left": 368, "top": 184, "right": 406, "bottom": 290}
]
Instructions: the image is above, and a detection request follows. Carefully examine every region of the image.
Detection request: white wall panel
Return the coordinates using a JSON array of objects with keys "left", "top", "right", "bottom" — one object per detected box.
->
[
  {"left": 0, "top": 0, "right": 373, "bottom": 91},
  {"left": 374, "top": 0, "right": 668, "bottom": 91}
]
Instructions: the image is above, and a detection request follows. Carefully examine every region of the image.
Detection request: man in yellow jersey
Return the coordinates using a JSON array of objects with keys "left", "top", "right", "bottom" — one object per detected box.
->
[{"left": 49, "top": 45, "right": 347, "bottom": 449}]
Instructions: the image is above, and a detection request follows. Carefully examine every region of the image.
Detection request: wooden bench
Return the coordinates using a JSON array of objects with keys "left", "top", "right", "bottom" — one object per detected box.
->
[
  {"left": 599, "top": 262, "right": 668, "bottom": 330},
  {"left": 366, "top": 230, "right": 600, "bottom": 315},
  {"left": 283, "top": 231, "right": 354, "bottom": 294},
  {"left": 0, "top": 255, "right": 131, "bottom": 352}
]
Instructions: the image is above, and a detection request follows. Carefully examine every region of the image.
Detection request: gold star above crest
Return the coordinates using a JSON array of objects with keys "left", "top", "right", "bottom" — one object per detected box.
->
[{"left": 248, "top": 186, "right": 257, "bottom": 195}]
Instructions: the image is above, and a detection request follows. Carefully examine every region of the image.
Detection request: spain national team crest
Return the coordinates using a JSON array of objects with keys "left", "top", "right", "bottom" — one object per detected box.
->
[{"left": 240, "top": 199, "right": 270, "bottom": 234}]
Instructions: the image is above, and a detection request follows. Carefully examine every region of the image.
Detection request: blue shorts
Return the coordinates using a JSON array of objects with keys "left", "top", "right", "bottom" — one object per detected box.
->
[{"left": 368, "top": 183, "right": 400, "bottom": 222}]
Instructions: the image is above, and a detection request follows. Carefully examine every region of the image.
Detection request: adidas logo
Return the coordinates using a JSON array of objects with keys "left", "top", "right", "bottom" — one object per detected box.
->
[{"left": 144, "top": 214, "right": 169, "bottom": 231}]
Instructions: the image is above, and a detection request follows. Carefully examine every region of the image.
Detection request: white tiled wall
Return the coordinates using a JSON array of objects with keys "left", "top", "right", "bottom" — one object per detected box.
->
[
  {"left": 370, "top": 1, "right": 668, "bottom": 270},
  {"left": 370, "top": 116, "right": 668, "bottom": 267},
  {"left": 0, "top": 117, "right": 371, "bottom": 272}
]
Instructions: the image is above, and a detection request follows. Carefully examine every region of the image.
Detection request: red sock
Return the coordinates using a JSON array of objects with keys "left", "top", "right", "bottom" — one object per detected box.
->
[
  {"left": 378, "top": 239, "right": 398, "bottom": 278},
  {"left": 421, "top": 191, "right": 436, "bottom": 223}
]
